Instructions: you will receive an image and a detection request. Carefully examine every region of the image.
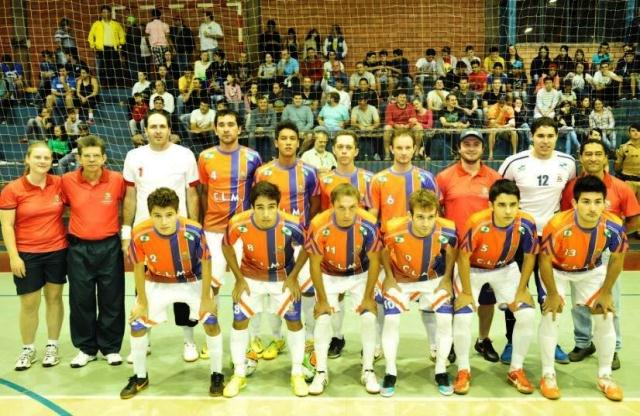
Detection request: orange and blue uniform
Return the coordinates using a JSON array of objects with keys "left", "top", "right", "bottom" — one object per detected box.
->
[
  {"left": 224, "top": 210, "right": 305, "bottom": 281},
  {"left": 254, "top": 160, "right": 319, "bottom": 225},
  {"left": 383, "top": 216, "right": 457, "bottom": 283},
  {"left": 305, "top": 208, "right": 381, "bottom": 276},
  {"left": 129, "top": 217, "right": 210, "bottom": 283},
  {"left": 198, "top": 146, "right": 262, "bottom": 233},
  {"left": 319, "top": 168, "right": 373, "bottom": 210}
]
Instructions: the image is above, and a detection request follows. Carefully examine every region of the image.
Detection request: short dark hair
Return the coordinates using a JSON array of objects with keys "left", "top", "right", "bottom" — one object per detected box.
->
[
  {"left": 489, "top": 46, "right": 499, "bottom": 53},
  {"left": 530, "top": 116, "right": 557, "bottom": 135},
  {"left": 489, "top": 179, "right": 520, "bottom": 203},
  {"left": 276, "top": 120, "right": 299, "bottom": 139},
  {"left": 147, "top": 187, "right": 179, "bottom": 213},
  {"left": 426, "top": 48, "right": 436, "bottom": 56},
  {"left": 580, "top": 139, "right": 607, "bottom": 155},
  {"left": 77, "top": 135, "right": 106, "bottom": 156},
  {"left": 151, "top": 8, "right": 161, "bottom": 18},
  {"left": 214, "top": 109, "right": 240, "bottom": 127},
  {"left": 628, "top": 122, "right": 640, "bottom": 132},
  {"left": 392, "top": 48, "right": 403, "bottom": 56},
  {"left": 492, "top": 62, "right": 503, "bottom": 69},
  {"left": 465, "top": 45, "right": 474, "bottom": 52},
  {"left": 100, "top": 5, "right": 111, "bottom": 13},
  {"left": 573, "top": 175, "right": 607, "bottom": 201},
  {"left": 334, "top": 130, "right": 359, "bottom": 149},
  {"left": 144, "top": 109, "right": 171, "bottom": 128},
  {"left": 250, "top": 181, "right": 281, "bottom": 206}
]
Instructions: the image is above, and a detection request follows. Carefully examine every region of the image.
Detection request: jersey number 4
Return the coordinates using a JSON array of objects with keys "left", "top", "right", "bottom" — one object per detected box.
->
[{"left": 537, "top": 175, "right": 549, "bottom": 186}]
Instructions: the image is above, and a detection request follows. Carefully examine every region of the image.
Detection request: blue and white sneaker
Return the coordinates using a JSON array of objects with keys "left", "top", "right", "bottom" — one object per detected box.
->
[
  {"left": 380, "top": 374, "right": 396, "bottom": 398},
  {"left": 435, "top": 372, "right": 454, "bottom": 396},
  {"left": 555, "top": 345, "right": 570, "bottom": 364},
  {"left": 500, "top": 343, "right": 513, "bottom": 364}
]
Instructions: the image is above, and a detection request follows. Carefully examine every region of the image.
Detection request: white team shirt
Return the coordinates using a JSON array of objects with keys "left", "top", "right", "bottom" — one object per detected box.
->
[
  {"left": 498, "top": 149, "right": 576, "bottom": 234},
  {"left": 123, "top": 144, "right": 199, "bottom": 225}
]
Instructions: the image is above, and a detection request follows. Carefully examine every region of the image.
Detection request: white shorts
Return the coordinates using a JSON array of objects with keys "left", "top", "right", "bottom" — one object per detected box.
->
[
  {"left": 321, "top": 271, "right": 370, "bottom": 313},
  {"left": 453, "top": 262, "right": 522, "bottom": 310},
  {"left": 234, "top": 278, "right": 301, "bottom": 321},
  {"left": 540, "top": 265, "right": 606, "bottom": 308},
  {"left": 383, "top": 277, "right": 452, "bottom": 315},
  {"left": 205, "top": 231, "right": 242, "bottom": 288},
  {"left": 137, "top": 280, "right": 204, "bottom": 326}
]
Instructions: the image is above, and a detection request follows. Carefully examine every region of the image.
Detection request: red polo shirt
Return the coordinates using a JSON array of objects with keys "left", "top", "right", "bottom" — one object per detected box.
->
[
  {"left": 0, "top": 174, "right": 67, "bottom": 252},
  {"left": 62, "top": 169, "right": 126, "bottom": 240},
  {"left": 436, "top": 162, "right": 502, "bottom": 238}
]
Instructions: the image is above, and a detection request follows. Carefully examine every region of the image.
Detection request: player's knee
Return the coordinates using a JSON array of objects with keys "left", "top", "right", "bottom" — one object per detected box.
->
[
  {"left": 232, "top": 318, "right": 249, "bottom": 330},
  {"left": 130, "top": 324, "right": 147, "bottom": 337},
  {"left": 285, "top": 319, "right": 303, "bottom": 331},
  {"left": 204, "top": 323, "right": 221, "bottom": 336}
]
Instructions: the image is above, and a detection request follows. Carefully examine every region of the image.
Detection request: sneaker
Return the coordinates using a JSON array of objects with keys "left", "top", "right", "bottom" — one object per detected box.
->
[
  {"left": 612, "top": 352, "right": 620, "bottom": 371},
  {"left": 249, "top": 336, "right": 265, "bottom": 359},
  {"left": 507, "top": 368, "right": 534, "bottom": 394},
  {"left": 210, "top": 372, "right": 225, "bottom": 397},
  {"left": 262, "top": 338, "right": 286, "bottom": 360},
  {"left": 568, "top": 343, "right": 595, "bottom": 362},
  {"left": 328, "top": 337, "right": 345, "bottom": 359},
  {"left": 200, "top": 345, "right": 209, "bottom": 359},
  {"left": 245, "top": 349, "right": 260, "bottom": 376},
  {"left": 554, "top": 345, "right": 570, "bottom": 364},
  {"left": 222, "top": 374, "right": 246, "bottom": 398},
  {"left": 291, "top": 374, "right": 309, "bottom": 397},
  {"left": 435, "top": 372, "right": 453, "bottom": 396},
  {"left": 106, "top": 353, "right": 123, "bottom": 366},
  {"left": 597, "top": 375, "right": 623, "bottom": 401},
  {"left": 309, "top": 371, "right": 329, "bottom": 395},
  {"left": 42, "top": 344, "right": 60, "bottom": 368},
  {"left": 302, "top": 351, "right": 316, "bottom": 382},
  {"left": 126, "top": 345, "right": 151, "bottom": 364},
  {"left": 474, "top": 338, "right": 499, "bottom": 362},
  {"left": 361, "top": 369, "right": 380, "bottom": 394},
  {"left": 380, "top": 374, "right": 397, "bottom": 398},
  {"left": 70, "top": 351, "right": 97, "bottom": 368},
  {"left": 183, "top": 342, "right": 199, "bottom": 362},
  {"left": 120, "top": 375, "right": 149, "bottom": 399},
  {"left": 500, "top": 343, "right": 513, "bottom": 364},
  {"left": 539, "top": 373, "right": 561, "bottom": 400},
  {"left": 453, "top": 369, "right": 471, "bottom": 395},
  {"left": 15, "top": 347, "right": 37, "bottom": 371}
]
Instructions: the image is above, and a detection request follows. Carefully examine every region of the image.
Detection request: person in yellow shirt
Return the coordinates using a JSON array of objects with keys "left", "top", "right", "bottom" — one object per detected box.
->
[{"left": 88, "top": 5, "right": 125, "bottom": 87}]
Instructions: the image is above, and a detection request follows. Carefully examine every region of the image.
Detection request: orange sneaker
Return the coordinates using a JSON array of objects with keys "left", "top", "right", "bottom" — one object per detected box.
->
[
  {"left": 453, "top": 369, "right": 471, "bottom": 395},
  {"left": 597, "top": 376, "right": 623, "bottom": 401},
  {"left": 507, "top": 369, "right": 533, "bottom": 394},
  {"left": 539, "top": 373, "right": 560, "bottom": 400}
]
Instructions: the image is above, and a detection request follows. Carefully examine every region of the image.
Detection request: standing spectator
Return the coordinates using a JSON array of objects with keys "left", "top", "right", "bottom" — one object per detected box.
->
[
  {"left": 0, "top": 142, "right": 67, "bottom": 371},
  {"left": 62, "top": 135, "right": 126, "bottom": 368},
  {"left": 553, "top": 45, "right": 574, "bottom": 77},
  {"left": 303, "top": 28, "right": 322, "bottom": 59},
  {"left": 259, "top": 19, "right": 281, "bottom": 62},
  {"left": 145, "top": 9, "right": 170, "bottom": 69},
  {"left": 123, "top": 16, "right": 145, "bottom": 79},
  {"left": 589, "top": 98, "right": 617, "bottom": 152},
  {"left": 199, "top": 12, "right": 223, "bottom": 60},
  {"left": 530, "top": 45, "right": 551, "bottom": 85},
  {"left": 75, "top": 68, "right": 99, "bottom": 124},
  {"left": 1, "top": 54, "right": 25, "bottom": 99},
  {"left": 323, "top": 24, "right": 347, "bottom": 60},
  {"left": 534, "top": 77, "right": 560, "bottom": 119},
  {"left": 129, "top": 93, "right": 149, "bottom": 135},
  {"left": 54, "top": 17, "right": 78, "bottom": 64},
  {"left": 615, "top": 123, "right": 640, "bottom": 202},
  {"left": 300, "top": 128, "right": 337, "bottom": 174},
  {"left": 246, "top": 96, "right": 277, "bottom": 159},
  {"left": 87, "top": 5, "right": 125, "bottom": 87},
  {"left": 170, "top": 17, "right": 196, "bottom": 74}
]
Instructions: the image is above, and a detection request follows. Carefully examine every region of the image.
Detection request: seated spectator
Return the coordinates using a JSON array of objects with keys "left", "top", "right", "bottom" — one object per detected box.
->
[
  {"left": 257, "top": 53, "right": 278, "bottom": 94},
  {"left": 0, "top": 72, "right": 11, "bottom": 124},
  {"left": 530, "top": 45, "right": 551, "bottom": 85},
  {"left": 350, "top": 96, "right": 381, "bottom": 160},
  {"left": 591, "top": 41, "right": 611, "bottom": 71},
  {"left": 506, "top": 60, "right": 528, "bottom": 101},
  {"left": 486, "top": 62, "right": 508, "bottom": 92},
  {"left": 573, "top": 48, "right": 590, "bottom": 74},
  {"left": 318, "top": 91, "right": 349, "bottom": 135},
  {"left": 194, "top": 51, "right": 212, "bottom": 84},
  {"left": 555, "top": 99, "right": 579, "bottom": 155},
  {"left": 58, "top": 121, "right": 90, "bottom": 173},
  {"left": 391, "top": 48, "right": 412, "bottom": 90},
  {"left": 349, "top": 61, "right": 376, "bottom": 92},
  {"left": 535, "top": 62, "right": 561, "bottom": 93},
  {"left": 486, "top": 94, "right": 517, "bottom": 160},
  {"left": 461, "top": 45, "right": 480, "bottom": 74},
  {"left": 415, "top": 48, "right": 441, "bottom": 90},
  {"left": 482, "top": 78, "right": 504, "bottom": 113},
  {"left": 413, "top": 97, "right": 434, "bottom": 159},
  {"left": 411, "top": 83, "right": 426, "bottom": 104},
  {"left": 483, "top": 46, "right": 505, "bottom": 73},
  {"left": 282, "top": 93, "right": 314, "bottom": 134},
  {"left": 132, "top": 71, "right": 152, "bottom": 99},
  {"left": 234, "top": 52, "right": 255, "bottom": 89},
  {"left": 150, "top": 95, "right": 167, "bottom": 114},
  {"left": 589, "top": 98, "right": 616, "bottom": 152},
  {"left": 468, "top": 58, "right": 488, "bottom": 93},
  {"left": 559, "top": 79, "right": 577, "bottom": 106},
  {"left": 300, "top": 127, "right": 336, "bottom": 174},
  {"left": 22, "top": 107, "right": 53, "bottom": 143},
  {"left": 224, "top": 73, "right": 243, "bottom": 113},
  {"left": 363, "top": 50, "right": 379, "bottom": 74},
  {"left": 162, "top": 50, "right": 180, "bottom": 80},
  {"left": 455, "top": 77, "right": 482, "bottom": 127},
  {"left": 503, "top": 44, "right": 524, "bottom": 76},
  {"left": 438, "top": 93, "right": 470, "bottom": 150},
  {"left": 327, "top": 60, "right": 348, "bottom": 88},
  {"left": 38, "top": 50, "right": 57, "bottom": 101},
  {"left": 383, "top": 91, "right": 422, "bottom": 160},
  {"left": 534, "top": 77, "right": 560, "bottom": 119},
  {"left": 614, "top": 123, "right": 640, "bottom": 202},
  {"left": 321, "top": 75, "right": 350, "bottom": 108},
  {"left": 352, "top": 78, "right": 379, "bottom": 108},
  {"left": 244, "top": 82, "right": 260, "bottom": 113},
  {"left": 149, "top": 80, "right": 175, "bottom": 113},
  {"left": 75, "top": 67, "right": 99, "bottom": 123},
  {"left": 300, "top": 47, "right": 324, "bottom": 86},
  {"left": 438, "top": 46, "right": 458, "bottom": 74},
  {"left": 300, "top": 76, "right": 321, "bottom": 113},
  {"left": 276, "top": 48, "right": 300, "bottom": 89},
  {"left": 177, "top": 70, "right": 201, "bottom": 115},
  {"left": 184, "top": 96, "right": 216, "bottom": 151},
  {"left": 592, "top": 60, "right": 622, "bottom": 105},
  {"left": 615, "top": 50, "right": 638, "bottom": 99},
  {"left": 207, "top": 50, "right": 232, "bottom": 89},
  {"left": 246, "top": 96, "right": 277, "bottom": 159},
  {"left": 513, "top": 96, "right": 530, "bottom": 150},
  {"left": 47, "top": 125, "right": 71, "bottom": 164},
  {"left": 553, "top": 44, "right": 574, "bottom": 77},
  {"left": 268, "top": 81, "right": 290, "bottom": 106},
  {"left": 129, "top": 92, "right": 149, "bottom": 135},
  {"left": 303, "top": 28, "right": 321, "bottom": 60},
  {"left": 426, "top": 78, "right": 448, "bottom": 112},
  {"left": 63, "top": 51, "right": 88, "bottom": 78},
  {"left": 64, "top": 108, "right": 81, "bottom": 141},
  {"left": 1, "top": 54, "right": 25, "bottom": 99},
  {"left": 564, "top": 62, "right": 593, "bottom": 100},
  {"left": 323, "top": 50, "right": 345, "bottom": 74},
  {"left": 155, "top": 64, "right": 176, "bottom": 95},
  {"left": 574, "top": 96, "right": 592, "bottom": 137},
  {"left": 374, "top": 49, "right": 396, "bottom": 97},
  {"left": 444, "top": 61, "right": 466, "bottom": 91},
  {"left": 45, "top": 66, "right": 76, "bottom": 122}
]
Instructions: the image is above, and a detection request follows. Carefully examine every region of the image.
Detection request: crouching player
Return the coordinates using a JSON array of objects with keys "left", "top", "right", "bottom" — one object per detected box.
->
[
  {"left": 222, "top": 181, "right": 309, "bottom": 398},
  {"left": 120, "top": 188, "right": 223, "bottom": 399},
  {"left": 453, "top": 179, "right": 538, "bottom": 395},
  {"left": 379, "top": 189, "right": 457, "bottom": 397},
  {"left": 538, "top": 175, "right": 627, "bottom": 401},
  {"left": 307, "top": 183, "right": 381, "bottom": 395}
]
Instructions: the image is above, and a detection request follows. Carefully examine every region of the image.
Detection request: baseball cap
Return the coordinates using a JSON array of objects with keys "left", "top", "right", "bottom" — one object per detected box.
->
[{"left": 459, "top": 128, "right": 485, "bottom": 144}]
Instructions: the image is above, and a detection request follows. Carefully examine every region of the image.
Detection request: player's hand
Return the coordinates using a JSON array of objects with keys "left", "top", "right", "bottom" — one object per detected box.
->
[
  {"left": 454, "top": 292, "right": 476, "bottom": 312},
  {"left": 9, "top": 255, "right": 26, "bottom": 278},
  {"left": 382, "top": 276, "right": 399, "bottom": 293},
  {"left": 542, "top": 292, "right": 564, "bottom": 321},
  {"left": 121, "top": 238, "right": 130, "bottom": 258},
  {"left": 357, "top": 297, "right": 377, "bottom": 315},
  {"left": 232, "top": 278, "right": 250, "bottom": 303},
  {"left": 592, "top": 291, "right": 615, "bottom": 316},
  {"left": 314, "top": 299, "right": 332, "bottom": 318},
  {"left": 511, "top": 289, "right": 534, "bottom": 312},
  {"left": 436, "top": 279, "right": 453, "bottom": 297},
  {"left": 129, "top": 300, "right": 148, "bottom": 324},
  {"left": 284, "top": 276, "right": 301, "bottom": 301}
]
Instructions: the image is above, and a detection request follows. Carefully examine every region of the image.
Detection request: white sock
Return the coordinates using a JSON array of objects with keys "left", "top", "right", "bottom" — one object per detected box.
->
[
  {"left": 421, "top": 311, "right": 437, "bottom": 349},
  {"left": 23, "top": 344, "right": 35, "bottom": 351},
  {"left": 538, "top": 313, "right": 559, "bottom": 376},
  {"left": 592, "top": 313, "right": 616, "bottom": 378},
  {"left": 376, "top": 303, "right": 385, "bottom": 347},
  {"left": 382, "top": 313, "right": 400, "bottom": 376},
  {"left": 183, "top": 326, "right": 195, "bottom": 344},
  {"left": 230, "top": 328, "right": 249, "bottom": 376},
  {"left": 361, "top": 312, "right": 377, "bottom": 371},
  {"left": 269, "top": 313, "right": 283, "bottom": 340},
  {"left": 88, "top": 111, "right": 94, "bottom": 119},
  {"left": 313, "top": 314, "right": 332, "bottom": 372},
  {"left": 302, "top": 296, "right": 316, "bottom": 341},
  {"left": 452, "top": 312, "right": 472, "bottom": 371},
  {"left": 331, "top": 301, "right": 345, "bottom": 339},
  {"left": 206, "top": 333, "right": 223, "bottom": 374},
  {"left": 249, "top": 312, "right": 262, "bottom": 339},
  {"left": 287, "top": 327, "right": 305, "bottom": 376},
  {"left": 435, "top": 312, "right": 453, "bottom": 374},
  {"left": 510, "top": 308, "right": 535, "bottom": 371},
  {"left": 46, "top": 339, "right": 59, "bottom": 347},
  {"left": 130, "top": 334, "right": 149, "bottom": 378}
]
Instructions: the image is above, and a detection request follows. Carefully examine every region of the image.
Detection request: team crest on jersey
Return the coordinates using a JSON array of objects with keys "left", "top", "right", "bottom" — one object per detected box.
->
[
  {"left": 556, "top": 175, "right": 564, "bottom": 183},
  {"left": 282, "top": 226, "right": 292, "bottom": 236},
  {"left": 140, "top": 234, "right": 150, "bottom": 242},
  {"left": 262, "top": 168, "right": 273, "bottom": 177},
  {"left": 517, "top": 164, "right": 526, "bottom": 172},
  {"left": 322, "top": 228, "right": 331, "bottom": 236},
  {"left": 102, "top": 192, "right": 112, "bottom": 204},
  {"left": 322, "top": 176, "right": 333, "bottom": 184},
  {"left": 386, "top": 195, "right": 394, "bottom": 205},
  {"left": 395, "top": 235, "right": 405, "bottom": 243},
  {"left": 359, "top": 226, "right": 368, "bottom": 236},
  {"left": 480, "top": 225, "right": 490, "bottom": 233},
  {"left": 184, "top": 232, "right": 195, "bottom": 241},
  {"left": 604, "top": 229, "right": 612, "bottom": 238},
  {"left": 438, "top": 235, "right": 448, "bottom": 244},
  {"left": 238, "top": 225, "right": 248, "bottom": 233},
  {"left": 53, "top": 194, "right": 61, "bottom": 204},
  {"left": 204, "top": 152, "right": 214, "bottom": 160},
  {"left": 377, "top": 175, "right": 388, "bottom": 183},
  {"left": 518, "top": 226, "right": 526, "bottom": 234},
  {"left": 563, "top": 229, "right": 572, "bottom": 237}
]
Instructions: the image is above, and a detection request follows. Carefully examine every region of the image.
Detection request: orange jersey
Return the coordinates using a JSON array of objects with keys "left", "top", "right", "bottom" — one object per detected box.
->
[
  {"left": 130, "top": 217, "right": 211, "bottom": 283},
  {"left": 254, "top": 160, "right": 320, "bottom": 225},
  {"left": 305, "top": 208, "right": 381, "bottom": 276},
  {"left": 459, "top": 208, "right": 538, "bottom": 269},
  {"left": 541, "top": 209, "right": 628, "bottom": 272},
  {"left": 198, "top": 146, "right": 262, "bottom": 232},
  {"left": 383, "top": 216, "right": 457, "bottom": 283},
  {"left": 224, "top": 210, "right": 305, "bottom": 282},
  {"left": 319, "top": 168, "right": 373, "bottom": 210},
  {"left": 370, "top": 166, "right": 439, "bottom": 227}
]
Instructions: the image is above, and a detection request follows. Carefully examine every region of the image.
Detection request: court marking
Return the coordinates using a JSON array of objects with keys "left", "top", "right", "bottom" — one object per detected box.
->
[{"left": 0, "top": 378, "right": 72, "bottom": 415}]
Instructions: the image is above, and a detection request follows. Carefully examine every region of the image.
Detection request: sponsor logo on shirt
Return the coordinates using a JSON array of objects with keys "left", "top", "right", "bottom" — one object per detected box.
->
[{"left": 102, "top": 192, "right": 112, "bottom": 204}]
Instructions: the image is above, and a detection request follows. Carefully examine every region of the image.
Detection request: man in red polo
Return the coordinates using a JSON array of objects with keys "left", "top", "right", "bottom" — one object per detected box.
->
[{"left": 62, "top": 135, "right": 126, "bottom": 368}]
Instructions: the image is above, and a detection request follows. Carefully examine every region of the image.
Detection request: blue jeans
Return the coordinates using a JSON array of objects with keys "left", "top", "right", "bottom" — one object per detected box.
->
[{"left": 561, "top": 128, "right": 580, "bottom": 154}]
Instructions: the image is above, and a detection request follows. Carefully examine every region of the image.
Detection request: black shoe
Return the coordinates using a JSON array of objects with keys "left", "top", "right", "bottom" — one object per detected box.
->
[
  {"left": 328, "top": 337, "right": 345, "bottom": 359},
  {"left": 380, "top": 374, "right": 397, "bottom": 397},
  {"left": 209, "top": 372, "right": 225, "bottom": 397},
  {"left": 568, "top": 343, "right": 596, "bottom": 362},
  {"left": 120, "top": 375, "right": 149, "bottom": 399},
  {"left": 474, "top": 338, "right": 499, "bottom": 362},
  {"left": 612, "top": 352, "right": 620, "bottom": 371},
  {"left": 448, "top": 345, "right": 456, "bottom": 365}
]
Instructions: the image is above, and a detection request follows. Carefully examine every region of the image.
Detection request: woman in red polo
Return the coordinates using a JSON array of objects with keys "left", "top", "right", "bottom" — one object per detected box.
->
[{"left": 0, "top": 141, "right": 67, "bottom": 371}]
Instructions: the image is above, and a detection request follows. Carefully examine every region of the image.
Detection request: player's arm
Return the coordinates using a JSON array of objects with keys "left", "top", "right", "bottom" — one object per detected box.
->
[
  {"left": 594, "top": 251, "right": 625, "bottom": 315},
  {"left": 186, "top": 185, "right": 200, "bottom": 222},
  {"left": 121, "top": 186, "right": 137, "bottom": 256},
  {"left": 222, "top": 242, "right": 249, "bottom": 303},
  {"left": 129, "top": 262, "right": 148, "bottom": 323},
  {"left": 309, "top": 195, "right": 320, "bottom": 219},
  {"left": 199, "top": 258, "right": 216, "bottom": 316},
  {"left": 625, "top": 214, "right": 639, "bottom": 235},
  {"left": 0, "top": 209, "right": 25, "bottom": 278},
  {"left": 437, "top": 245, "right": 457, "bottom": 295},
  {"left": 310, "top": 253, "right": 331, "bottom": 317},
  {"left": 284, "top": 248, "right": 308, "bottom": 301},
  {"left": 380, "top": 248, "right": 399, "bottom": 291},
  {"left": 199, "top": 183, "right": 208, "bottom": 224},
  {"left": 454, "top": 250, "right": 475, "bottom": 311},
  {"left": 539, "top": 253, "right": 563, "bottom": 320},
  {"left": 513, "top": 253, "right": 536, "bottom": 309},
  {"left": 359, "top": 250, "right": 380, "bottom": 314}
]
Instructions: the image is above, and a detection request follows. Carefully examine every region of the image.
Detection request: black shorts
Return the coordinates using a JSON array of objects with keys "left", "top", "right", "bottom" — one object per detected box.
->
[
  {"left": 14, "top": 248, "right": 68, "bottom": 295},
  {"left": 478, "top": 283, "right": 497, "bottom": 305}
]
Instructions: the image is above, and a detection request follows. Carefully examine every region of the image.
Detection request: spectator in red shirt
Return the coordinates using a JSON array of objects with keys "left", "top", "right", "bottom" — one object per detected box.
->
[
  {"left": 383, "top": 91, "right": 423, "bottom": 160},
  {"left": 129, "top": 92, "right": 149, "bottom": 135},
  {"left": 468, "top": 58, "right": 488, "bottom": 94}
]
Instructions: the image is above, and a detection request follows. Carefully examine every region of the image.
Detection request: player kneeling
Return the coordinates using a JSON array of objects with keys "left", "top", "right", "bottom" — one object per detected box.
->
[
  {"left": 379, "top": 190, "right": 457, "bottom": 397},
  {"left": 307, "top": 183, "right": 381, "bottom": 395},
  {"left": 538, "top": 175, "right": 626, "bottom": 401},
  {"left": 223, "top": 181, "right": 309, "bottom": 398},
  {"left": 453, "top": 180, "right": 537, "bottom": 395},
  {"left": 120, "top": 188, "right": 224, "bottom": 399}
]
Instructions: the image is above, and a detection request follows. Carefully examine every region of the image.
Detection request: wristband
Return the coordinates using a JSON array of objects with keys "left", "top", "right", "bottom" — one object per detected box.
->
[{"left": 121, "top": 225, "right": 132, "bottom": 240}]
